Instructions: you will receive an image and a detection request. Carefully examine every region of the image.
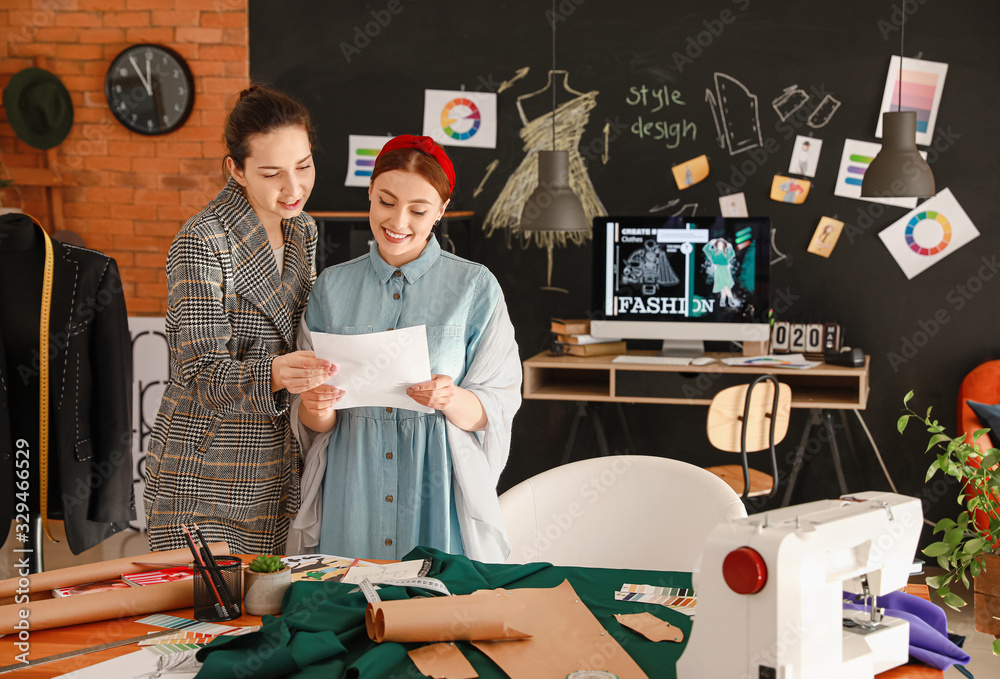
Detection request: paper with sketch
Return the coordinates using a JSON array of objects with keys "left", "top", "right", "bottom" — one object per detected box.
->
[
  {"left": 311, "top": 325, "right": 433, "bottom": 413},
  {"left": 342, "top": 559, "right": 432, "bottom": 584}
]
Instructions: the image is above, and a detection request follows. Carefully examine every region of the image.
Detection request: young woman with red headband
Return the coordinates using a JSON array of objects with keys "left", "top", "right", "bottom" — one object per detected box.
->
[{"left": 289, "top": 135, "right": 521, "bottom": 562}]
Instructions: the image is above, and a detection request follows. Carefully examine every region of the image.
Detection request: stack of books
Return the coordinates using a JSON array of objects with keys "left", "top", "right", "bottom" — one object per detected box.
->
[{"left": 551, "top": 318, "right": 626, "bottom": 357}]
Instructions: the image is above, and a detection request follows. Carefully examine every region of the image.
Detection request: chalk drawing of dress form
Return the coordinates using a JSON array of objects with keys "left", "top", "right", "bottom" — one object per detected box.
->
[{"left": 484, "top": 72, "right": 606, "bottom": 251}]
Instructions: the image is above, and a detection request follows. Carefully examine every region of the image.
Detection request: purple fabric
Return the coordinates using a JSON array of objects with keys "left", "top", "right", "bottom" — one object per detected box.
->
[{"left": 843, "top": 590, "right": 971, "bottom": 671}]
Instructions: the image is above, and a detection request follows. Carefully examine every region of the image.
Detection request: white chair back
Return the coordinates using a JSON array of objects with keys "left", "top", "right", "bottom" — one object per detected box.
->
[{"left": 499, "top": 455, "right": 747, "bottom": 571}]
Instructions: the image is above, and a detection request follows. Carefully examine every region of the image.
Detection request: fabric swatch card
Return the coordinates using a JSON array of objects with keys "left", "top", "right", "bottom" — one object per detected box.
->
[
  {"left": 876, "top": 56, "right": 948, "bottom": 147},
  {"left": 345, "top": 135, "right": 392, "bottom": 187},
  {"left": 878, "top": 188, "right": 979, "bottom": 280}
]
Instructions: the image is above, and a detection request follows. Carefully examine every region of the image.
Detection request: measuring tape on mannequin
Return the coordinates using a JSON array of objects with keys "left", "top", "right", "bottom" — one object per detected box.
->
[{"left": 27, "top": 214, "right": 57, "bottom": 543}]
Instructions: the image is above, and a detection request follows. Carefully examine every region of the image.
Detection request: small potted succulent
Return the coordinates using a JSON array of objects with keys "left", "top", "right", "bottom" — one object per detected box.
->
[
  {"left": 243, "top": 555, "right": 291, "bottom": 616},
  {"left": 898, "top": 392, "right": 1000, "bottom": 655}
]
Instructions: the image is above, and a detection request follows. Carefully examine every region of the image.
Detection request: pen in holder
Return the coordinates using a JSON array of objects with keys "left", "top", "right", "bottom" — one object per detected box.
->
[{"left": 193, "top": 558, "right": 242, "bottom": 622}]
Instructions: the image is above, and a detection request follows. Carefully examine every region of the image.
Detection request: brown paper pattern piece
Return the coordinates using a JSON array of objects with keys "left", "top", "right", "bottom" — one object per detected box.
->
[
  {"left": 614, "top": 612, "right": 684, "bottom": 643},
  {"left": 408, "top": 642, "right": 479, "bottom": 679}
]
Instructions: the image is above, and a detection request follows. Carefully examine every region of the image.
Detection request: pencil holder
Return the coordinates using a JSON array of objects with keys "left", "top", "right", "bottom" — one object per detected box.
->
[{"left": 193, "top": 558, "right": 243, "bottom": 622}]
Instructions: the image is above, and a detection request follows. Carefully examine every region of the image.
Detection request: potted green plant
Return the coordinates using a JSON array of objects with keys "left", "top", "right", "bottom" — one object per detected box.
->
[
  {"left": 898, "top": 391, "right": 1000, "bottom": 655},
  {"left": 243, "top": 555, "right": 291, "bottom": 616}
]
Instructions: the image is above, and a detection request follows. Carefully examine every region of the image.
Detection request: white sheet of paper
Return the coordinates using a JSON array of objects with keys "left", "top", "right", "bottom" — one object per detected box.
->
[{"left": 311, "top": 326, "right": 433, "bottom": 414}]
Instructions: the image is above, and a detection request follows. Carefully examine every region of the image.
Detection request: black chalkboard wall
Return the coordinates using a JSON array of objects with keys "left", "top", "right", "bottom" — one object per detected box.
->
[{"left": 250, "top": 1, "right": 1000, "bottom": 538}]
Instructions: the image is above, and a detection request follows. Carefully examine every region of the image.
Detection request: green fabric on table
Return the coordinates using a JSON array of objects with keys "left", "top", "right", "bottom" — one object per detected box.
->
[{"left": 195, "top": 547, "right": 693, "bottom": 678}]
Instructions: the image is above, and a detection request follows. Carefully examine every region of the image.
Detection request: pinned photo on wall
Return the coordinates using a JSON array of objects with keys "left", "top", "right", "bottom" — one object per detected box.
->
[
  {"left": 345, "top": 135, "right": 393, "bottom": 187},
  {"left": 788, "top": 135, "right": 822, "bottom": 178},
  {"left": 834, "top": 139, "right": 925, "bottom": 209},
  {"left": 719, "top": 192, "right": 748, "bottom": 217},
  {"left": 876, "top": 56, "right": 948, "bottom": 147},
  {"left": 423, "top": 89, "right": 497, "bottom": 148},
  {"left": 878, "top": 188, "right": 978, "bottom": 280},
  {"left": 807, "top": 217, "right": 844, "bottom": 258},
  {"left": 770, "top": 175, "right": 810, "bottom": 204},
  {"left": 671, "top": 155, "right": 709, "bottom": 190}
]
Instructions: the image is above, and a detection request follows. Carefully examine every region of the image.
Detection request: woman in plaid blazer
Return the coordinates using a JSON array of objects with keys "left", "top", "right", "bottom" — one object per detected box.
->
[{"left": 144, "top": 87, "right": 333, "bottom": 553}]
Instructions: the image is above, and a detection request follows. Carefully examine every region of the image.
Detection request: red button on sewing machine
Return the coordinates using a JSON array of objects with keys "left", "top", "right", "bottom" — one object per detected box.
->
[{"left": 722, "top": 546, "right": 767, "bottom": 594}]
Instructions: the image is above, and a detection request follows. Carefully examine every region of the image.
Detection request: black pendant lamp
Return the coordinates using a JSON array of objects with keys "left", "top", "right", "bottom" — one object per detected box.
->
[
  {"left": 519, "top": 0, "right": 587, "bottom": 233},
  {"left": 862, "top": 8, "right": 935, "bottom": 199}
]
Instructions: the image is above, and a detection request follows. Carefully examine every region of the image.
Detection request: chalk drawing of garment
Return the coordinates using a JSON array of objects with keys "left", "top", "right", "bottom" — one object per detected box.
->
[{"left": 483, "top": 73, "right": 606, "bottom": 250}]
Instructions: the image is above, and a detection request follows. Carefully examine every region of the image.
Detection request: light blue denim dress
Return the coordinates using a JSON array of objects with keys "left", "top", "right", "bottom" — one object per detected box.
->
[{"left": 305, "top": 237, "right": 500, "bottom": 559}]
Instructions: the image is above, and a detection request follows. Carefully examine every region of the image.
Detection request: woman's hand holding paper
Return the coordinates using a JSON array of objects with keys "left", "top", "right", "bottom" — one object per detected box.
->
[
  {"left": 408, "top": 375, "right": 487, "bottom": 432},
  {"left": 300, "top": 384, "right": 345, "bottom": 416},
  {"left": 271, "top": 350, "right": 335, "bottom": 393}
]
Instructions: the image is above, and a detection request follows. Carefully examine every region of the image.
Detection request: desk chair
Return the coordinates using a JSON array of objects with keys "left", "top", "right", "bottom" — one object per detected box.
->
[
  {"left": 498, "top": 455, "right": 746, "bottom": 571},
  {"left": 958, "top": 359, "right": 1000, "bottom": 455},
  {"left": 956, "top": 360, "right": 1000, "bottom": 565},
  {"left": 704, "top": 375, "right": 792, "bottom": 500}
]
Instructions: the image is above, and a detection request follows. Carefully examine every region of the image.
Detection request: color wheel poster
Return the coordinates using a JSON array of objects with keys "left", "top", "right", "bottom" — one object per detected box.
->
[
  {"left": 345, "top": 135, "right": 393, "bottom": 187},
  {"left": 834, "top": 139, "right": 925, "bottom": 209},
  {"left": 875, "top": 56, "right": 948, "bottom": 147},
  {"left": 877, "top": 188, "right": 978, "bottom": 280},
  {"left": 423, "top": 89, "right": 497, "bottom": 149}
]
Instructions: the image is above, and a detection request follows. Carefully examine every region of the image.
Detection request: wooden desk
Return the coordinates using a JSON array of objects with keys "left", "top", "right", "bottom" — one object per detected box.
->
[
  {"left": 0, "top": 566, "right": 943, "bottom": 679},
  {"left": 523, "top": 350, "right": 872, "bottom": 499},
  {"left": 523, "top": 350, "right": 870, "bottom": 409},
  {"left": 0, "top": 606, "right": 263, "bottom": 677}
]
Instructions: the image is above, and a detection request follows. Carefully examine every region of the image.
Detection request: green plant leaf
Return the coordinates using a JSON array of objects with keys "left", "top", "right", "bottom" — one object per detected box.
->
[
  {"left": 925, "top": 574, "right": 947, "bottom": 589},
  {"left": 923, "top": 541, "right": 953, "bottom": 557},
  {"left": 937, "top": 555, "right": 951, "bottom": 570},
  {"left": 961, "top": 571, "right": 970, "bottom": 589},
  {"left": 963, "top": 537, "right": 985, "bottom": 554},
  {"left": 897, "top": 415, "right": 910, "bottom": 434},
  {"left": 942, "top": 592, "right": 967, "bottom": 609},
  {"left": 992, "top": 638, "right": 1000, "bottom": 657},
  {"left": 925, "top": 460, "right": 940, "bottom": 482},
  {"left": 971, "top": 559, "right": 982, "bottom": 577},
  {"left": 973, "top": 428, "right": 990, "bottom": 441},
  {"left": 943, "top": 528, "right": 964, "bottom": 545},
  {"left": 933, "top": 517, "right": 957, "bottom": 533},
  {"left": 926, "top": 434, "right": 952, "bottom": 452},
  {"left": 904, "top": 390, "right": 914, "bottom": 406}
]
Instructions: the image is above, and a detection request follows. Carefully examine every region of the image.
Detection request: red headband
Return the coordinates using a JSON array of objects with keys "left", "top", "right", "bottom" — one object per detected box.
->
[{"left": 377, "top": 134, "right": 456, "bottom": 191}]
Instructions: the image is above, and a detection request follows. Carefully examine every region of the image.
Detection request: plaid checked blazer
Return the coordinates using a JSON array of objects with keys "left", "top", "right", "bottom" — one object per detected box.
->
[{"left": 144, "top": 179, "right": 316, "bottom": 554}]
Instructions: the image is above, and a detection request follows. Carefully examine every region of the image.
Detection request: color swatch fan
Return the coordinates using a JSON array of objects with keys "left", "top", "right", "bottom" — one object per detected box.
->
[
  {"left": 876, "top": 56, "right": 948, "bottom": 147},
  {"left": 878, "top": 188, "right": 978, "bottom": 279}
]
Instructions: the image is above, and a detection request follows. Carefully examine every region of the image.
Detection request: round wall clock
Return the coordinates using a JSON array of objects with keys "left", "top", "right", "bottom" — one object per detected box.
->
[{"left": 105, "top": 44, "right": 194, "bottom": 136}]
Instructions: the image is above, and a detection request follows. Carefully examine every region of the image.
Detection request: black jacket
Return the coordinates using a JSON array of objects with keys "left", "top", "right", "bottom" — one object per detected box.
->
[{"left": 0, "top": 219, "right": 134, "bottom": 555}]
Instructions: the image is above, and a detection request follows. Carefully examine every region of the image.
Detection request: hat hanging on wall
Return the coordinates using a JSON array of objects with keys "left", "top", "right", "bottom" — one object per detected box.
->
[{"left": 3, "top": 68, "right": 74, "bottom": 150}]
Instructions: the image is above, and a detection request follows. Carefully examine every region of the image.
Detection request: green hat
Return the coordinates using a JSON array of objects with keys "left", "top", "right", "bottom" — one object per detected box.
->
[{"left": 3, "top": 68, "right": 74, "bottom": 150}]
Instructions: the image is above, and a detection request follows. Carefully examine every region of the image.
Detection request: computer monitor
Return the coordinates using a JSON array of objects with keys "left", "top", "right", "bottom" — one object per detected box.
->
[{"left": 590, "top": 216, "right": 771, "bottom": 357}]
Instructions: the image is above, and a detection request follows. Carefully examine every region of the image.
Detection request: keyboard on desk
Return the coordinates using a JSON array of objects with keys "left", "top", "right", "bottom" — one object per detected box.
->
[{"left": 612, "top": 355, "right": 693, "bottom": 366}]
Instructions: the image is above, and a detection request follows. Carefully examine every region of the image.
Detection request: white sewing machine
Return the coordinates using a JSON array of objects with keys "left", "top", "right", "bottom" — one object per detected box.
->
[{"left": 677, "top": 491, "right": 922, "bottom": 679}]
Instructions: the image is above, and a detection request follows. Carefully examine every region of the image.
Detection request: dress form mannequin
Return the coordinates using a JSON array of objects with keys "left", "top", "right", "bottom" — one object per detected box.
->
[{"left": 0, "top": 213, "right": 47, "bottom": 572}]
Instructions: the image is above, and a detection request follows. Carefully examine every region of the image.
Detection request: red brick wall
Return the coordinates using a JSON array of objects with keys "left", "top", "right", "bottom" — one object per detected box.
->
[{"left": 0, "top": 0, "right": 249, "bottom": 315}]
